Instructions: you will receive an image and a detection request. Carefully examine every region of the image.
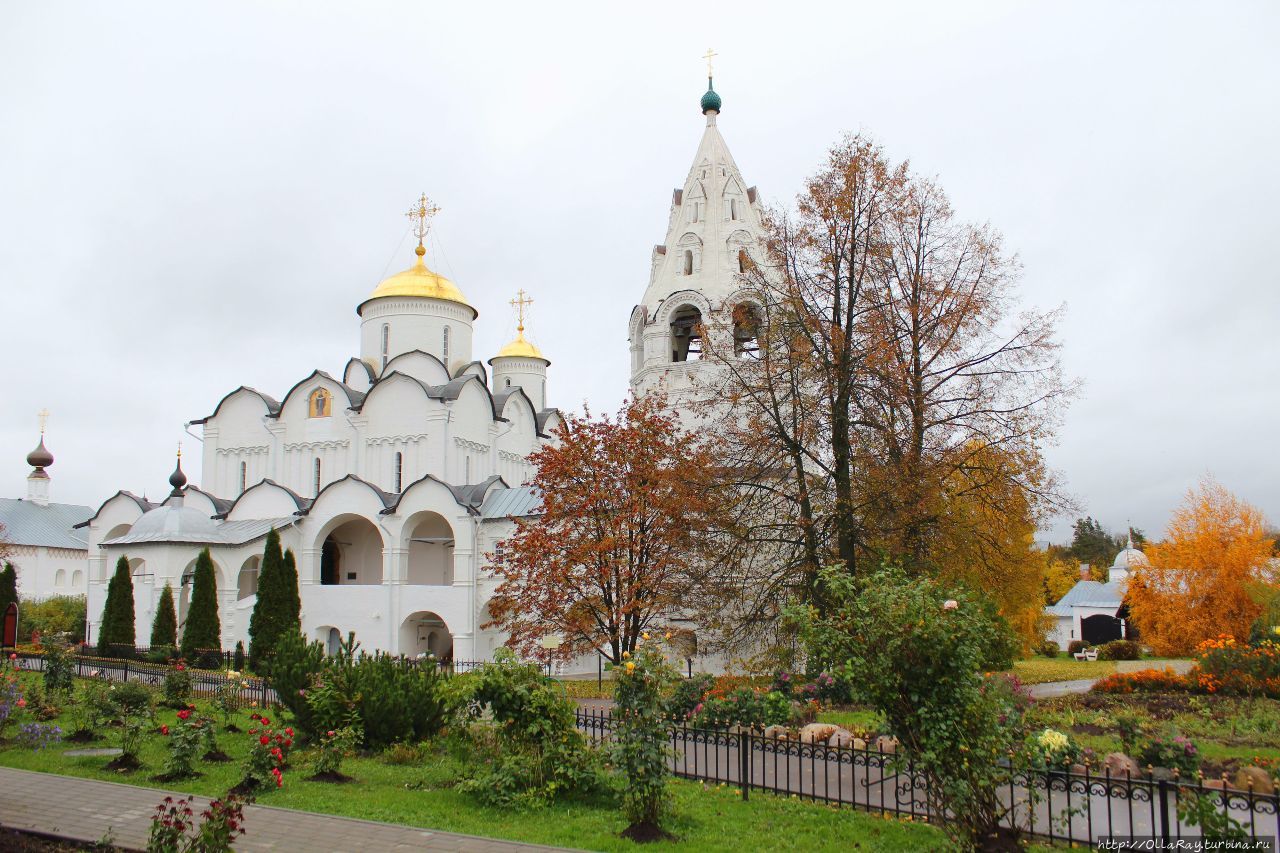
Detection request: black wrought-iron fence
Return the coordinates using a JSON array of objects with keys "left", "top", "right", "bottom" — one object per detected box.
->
[
  {"left": 574, "top": 708, "right": 1280, "bottom": 845},
  {"left": 13, "top": 652, "right": 275, "bottom": 709}
]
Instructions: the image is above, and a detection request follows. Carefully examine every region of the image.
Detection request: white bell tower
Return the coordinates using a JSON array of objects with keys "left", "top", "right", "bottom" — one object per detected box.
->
[{"left": 628, "top": 62, "right": 769, "bottom": 418}]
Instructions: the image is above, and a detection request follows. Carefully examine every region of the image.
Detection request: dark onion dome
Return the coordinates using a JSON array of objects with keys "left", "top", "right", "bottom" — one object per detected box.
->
[
  {"left": 26, "top": 436, "right": 53, "bottom": 469},
  {"left": 701, "top": 79, "right": 722, "bottom": 114},
  {"left": 169, "top": 453, "right": 188, "bottom": 492}
]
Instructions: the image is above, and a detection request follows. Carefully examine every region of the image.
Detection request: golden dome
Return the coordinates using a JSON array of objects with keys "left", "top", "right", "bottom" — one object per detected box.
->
[
  {"left": 364, "top": 246, "right": 474, "bottom": 313},
  {"left": 493, "top": 329, "right": 546, "bottom": 361}
]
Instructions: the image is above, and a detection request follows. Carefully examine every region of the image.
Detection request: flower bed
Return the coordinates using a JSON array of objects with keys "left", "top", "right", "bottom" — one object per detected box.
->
[{"left": 1093, "top": 668, "right": 1192, "bottom": 694}]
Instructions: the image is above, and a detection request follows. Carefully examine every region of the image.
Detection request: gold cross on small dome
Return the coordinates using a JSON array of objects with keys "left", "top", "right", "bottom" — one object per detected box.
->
[
  {"left": 37, "top": 408, "right": 49, "bottom": 435},
  {"left": 405, "top": 193, "right": 441, "bottom": 248},
  {"left": 702, "top": 48, "right": 717, "bottom": 77},
  {"left": 510, "top": 289, "right": 533, "bottom": 334}
]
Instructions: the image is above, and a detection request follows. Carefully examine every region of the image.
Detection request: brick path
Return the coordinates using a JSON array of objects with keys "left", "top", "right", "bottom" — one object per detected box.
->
[{"left": 0, "top": 767, "right": 577, "bottom": 852}]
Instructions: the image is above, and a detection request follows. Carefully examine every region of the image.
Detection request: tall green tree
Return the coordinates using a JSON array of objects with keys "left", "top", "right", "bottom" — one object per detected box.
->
[
  {"left": 280, "top": 548, "right": 301, "bottom": 632},
  {"left": 150, "top": 582, "right": 177, "bottom": 648},
  {"left": 180, "top": 549, "right": 221, "bottom": 659},
  {"left": 248, "top": 528, "right": 283, "bottom": 671},
  {"left": 1067, "top": 517, "right": 1117, "bottom": 575},
  {"left": 97, "top": 555, "right": 135, "bottom": 652},
  {"left": 0, "top": 562, "right": 18, "bottom": 619}
]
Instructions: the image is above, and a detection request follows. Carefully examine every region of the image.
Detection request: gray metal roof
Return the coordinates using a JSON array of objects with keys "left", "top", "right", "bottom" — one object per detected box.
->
[
  {"left": 103, "top": 515, "right": 295, "bottom": 547},
  {"left": 480, "top": 486, "right": 541, "bottom": 520},
  {"left": 1045, "top": 579, "right": 1126, "bottom": 616},
  {"left": 0, "top": 498, "right": 92, "bottom": 550}
]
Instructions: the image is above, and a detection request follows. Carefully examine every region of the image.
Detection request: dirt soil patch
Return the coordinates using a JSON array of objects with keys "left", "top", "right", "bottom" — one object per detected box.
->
[
  {"left": 306, "top": 770, "right": 355, "bottom": 784},
  {"left": 103, "top": 754, "right": 141, "bottom": 773}
]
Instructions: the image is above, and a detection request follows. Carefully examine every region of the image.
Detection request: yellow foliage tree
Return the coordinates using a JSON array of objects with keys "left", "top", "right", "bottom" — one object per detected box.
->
[
  {"left": 930, "top": 445, "right": 1054, "bottom": 654},
  {"left": 1127, "top": 478, "right": 1276, "bottom": 656}
]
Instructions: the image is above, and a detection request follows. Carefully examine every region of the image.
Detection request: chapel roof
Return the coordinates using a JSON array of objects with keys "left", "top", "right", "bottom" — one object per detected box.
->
[{"left": 0, "top": 498, "right": 92, "bottom": 550}]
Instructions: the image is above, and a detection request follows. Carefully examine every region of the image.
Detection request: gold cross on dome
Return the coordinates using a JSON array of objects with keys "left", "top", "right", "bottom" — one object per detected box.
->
[
  {"left": 405, "top": 193, "right": 441, "bottom": 247},
  {"left": 510, "top": 289, "right": 533, "bottom": 333},
  {"left": 37, "top": 408, "right": 49, "bottom": 435},
  {"left": 702, "top": 48, "right": 717, "bottom": 77}
]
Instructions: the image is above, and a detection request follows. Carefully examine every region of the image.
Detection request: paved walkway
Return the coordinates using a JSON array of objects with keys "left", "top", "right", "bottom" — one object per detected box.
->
[
  {"left": 1026, "top": 677, "right": 1098, "bottom": 698},
  {"left": 0, "top": 767, "right": 576, "bottom": 852}
]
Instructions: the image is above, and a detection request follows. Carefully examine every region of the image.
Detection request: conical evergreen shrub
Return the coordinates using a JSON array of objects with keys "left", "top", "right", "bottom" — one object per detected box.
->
[
  {"left": 0, "top": 563, "right": 18, "bottom": 619},
  {"left": 98, "top": 555, "right": 135, "bottom": 654},
  {"left": 150, "top": 582, "right": 177, "bottom": 648},
  {"left": 180, "top": 548, "right": 220, "bottom": 660},
  {"left": 280, "top": 548, "right": 301, "bottom": 632},
  {"left": 248, "top": 528, "right": 283, "bottom": 671}
]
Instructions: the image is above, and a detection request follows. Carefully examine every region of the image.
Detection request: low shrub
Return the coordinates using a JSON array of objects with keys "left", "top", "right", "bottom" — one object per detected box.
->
[
  {"left": 42, "top": 642, "right": 76, "bottom": 696},
  {"left": 613, "top": 636, "right": 679, "bottom": 835},
  {"left": 1037, "top": 641, "right": 1060, "bottom": 658},
  {"left": 149, "top": 793, "right": 248, "bottom": 852},
  {"left": 453, "top": 649, "right": 605, "bottom": 807},
  {"left": 1067, "top": 640, "right": 1088, "bottom": 656},
  {"left": 1092, "top": 669, "right": 1191, "bottom": 694},
  {"left": 293, "top": 634, "right": 449, "bottom": 750},
  {"left": 689, "top": 688, "right": 791, "bottom": 730},
  {"left": 163, "top": 662, "right": 194, "bottom": 708},
  {"left": 313, "top": 726, "right": 359, "bottom": 777},
  {"left": 111, "top": 680, "right": 155, "bottom": 717},
  {"left": 664, "top": 673, "right": 713, "bottom": 721},
  {"left": 160, "top": 707, "right": 204, "bottom": 779},
  {"left": 1194, "top": 636, "right": 1280, "bottom": 698},
  {"left": 381, "top": 742, "right": 425, "bottom": 765},
  {"left": 16, "top": 721, "right": 63, "bottom": 751},
  {"left": 1097, "top": 640, "right": 1141, "bottom": 661},
  {"left": 241, "top": 711, "right": 292, "bottom": 790},
  {"left": 143, "top": 645, "right": 176, "bottom": 665},
  {"left": 1138, "top": 732, "right": 1200, "bottom": 776},
  {"left": 1024, "top": 728, "right": 1081, "bottom": 771}
]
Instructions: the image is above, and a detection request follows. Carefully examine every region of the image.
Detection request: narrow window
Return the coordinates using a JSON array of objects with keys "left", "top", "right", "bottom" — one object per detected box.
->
[
  {"left": 464, "top": 456, "right": 471, "bottom": 483},
  {"left": 504, "top": 377, "right": 511, "bottom": 388},
  {"left": 730, "top": 198, "right": 738, "bottom": 220},
  {"left": 314, "top": 458, "right": 322, "bottom": 495},
  {"left": 394, "top": 451, "right": 403, "bottom": 492},
  {"left": 380, "top": 324, "right": 389, "bottom": 368},
  {"left": 738, "top": 249, "right": 749, "bottom": 274},
  {"left": 239, "top": 461, "right": 247, "bottom": 494},
  {"left": 494, "top": 542, "right": 505, "bottom": 566},
  {"left": 690, "top": 202, "right": 698, "bottom": 223},
  {"left": 683, "top": 250, "right": 693, "bottom": 276},
  {"left": 670, "top": 305, "right": 703, "bottom": 362},
  {"left": 442, "top": 326, "right": 450, "bottom": 363}
]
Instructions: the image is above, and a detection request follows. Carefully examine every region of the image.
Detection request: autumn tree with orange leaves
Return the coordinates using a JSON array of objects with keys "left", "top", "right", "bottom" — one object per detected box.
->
[
  {"left": 1127, "top": 478, "right": 1277, "bottom": 656},
  {"left": 485, "top": 395, "right": 722, "bottom": 664},
  {"left": 692, "top": 133, "right": 1072, "bottom": 650}
]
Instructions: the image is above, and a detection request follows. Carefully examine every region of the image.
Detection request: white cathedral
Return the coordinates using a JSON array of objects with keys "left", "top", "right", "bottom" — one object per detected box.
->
[{"left": 72, "top": 75, "right": 767, "bottom": 663}]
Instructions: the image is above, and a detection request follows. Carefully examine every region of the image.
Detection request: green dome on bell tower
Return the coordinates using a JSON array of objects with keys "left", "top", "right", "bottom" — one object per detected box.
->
[{"left": 700, "top": 78, "right": 722, "bottom": 114}]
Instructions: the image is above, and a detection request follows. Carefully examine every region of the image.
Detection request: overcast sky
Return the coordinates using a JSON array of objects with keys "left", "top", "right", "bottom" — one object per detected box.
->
[{"left": 2, "top": 2, "right": 1277, "bottom": 544}]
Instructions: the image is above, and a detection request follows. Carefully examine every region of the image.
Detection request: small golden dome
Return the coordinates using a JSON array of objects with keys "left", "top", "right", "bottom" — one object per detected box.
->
[
  {"left": 365, "top": 246, "right": 473, "bottom": 313},
  {"left": 493, "top": 329, "right": 546, "bottom": 361}
]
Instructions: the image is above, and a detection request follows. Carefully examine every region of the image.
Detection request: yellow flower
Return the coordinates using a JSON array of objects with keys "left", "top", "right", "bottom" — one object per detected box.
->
[
  {"left": 226, "top": 670, "right": 239, "bottom": 680},
  {"left": 625, "top": 662, "right": 635, "bottom": 672},
  {"left": 622, "top": 651, "right": 630, "bottom": 659},
  {"left": 642, "top": 632, "right": 650, "bottom": 641}
]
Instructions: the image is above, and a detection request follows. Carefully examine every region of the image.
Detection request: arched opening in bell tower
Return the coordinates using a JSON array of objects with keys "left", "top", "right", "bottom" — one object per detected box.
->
[{"left": 670, "top": 305, "right": 703, "bottom": 363}]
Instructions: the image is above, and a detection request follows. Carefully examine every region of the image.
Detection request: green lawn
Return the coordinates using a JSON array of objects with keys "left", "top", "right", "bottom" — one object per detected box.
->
[
  {"left": 0, "top": 688, "right": 943, "bottom": 852},
  {"left": 1008, "top": 657, "right": 1117, "bottom": 684},
  {"left": 1009, "top": 656, "right": 1192, "bottom": 685}
]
